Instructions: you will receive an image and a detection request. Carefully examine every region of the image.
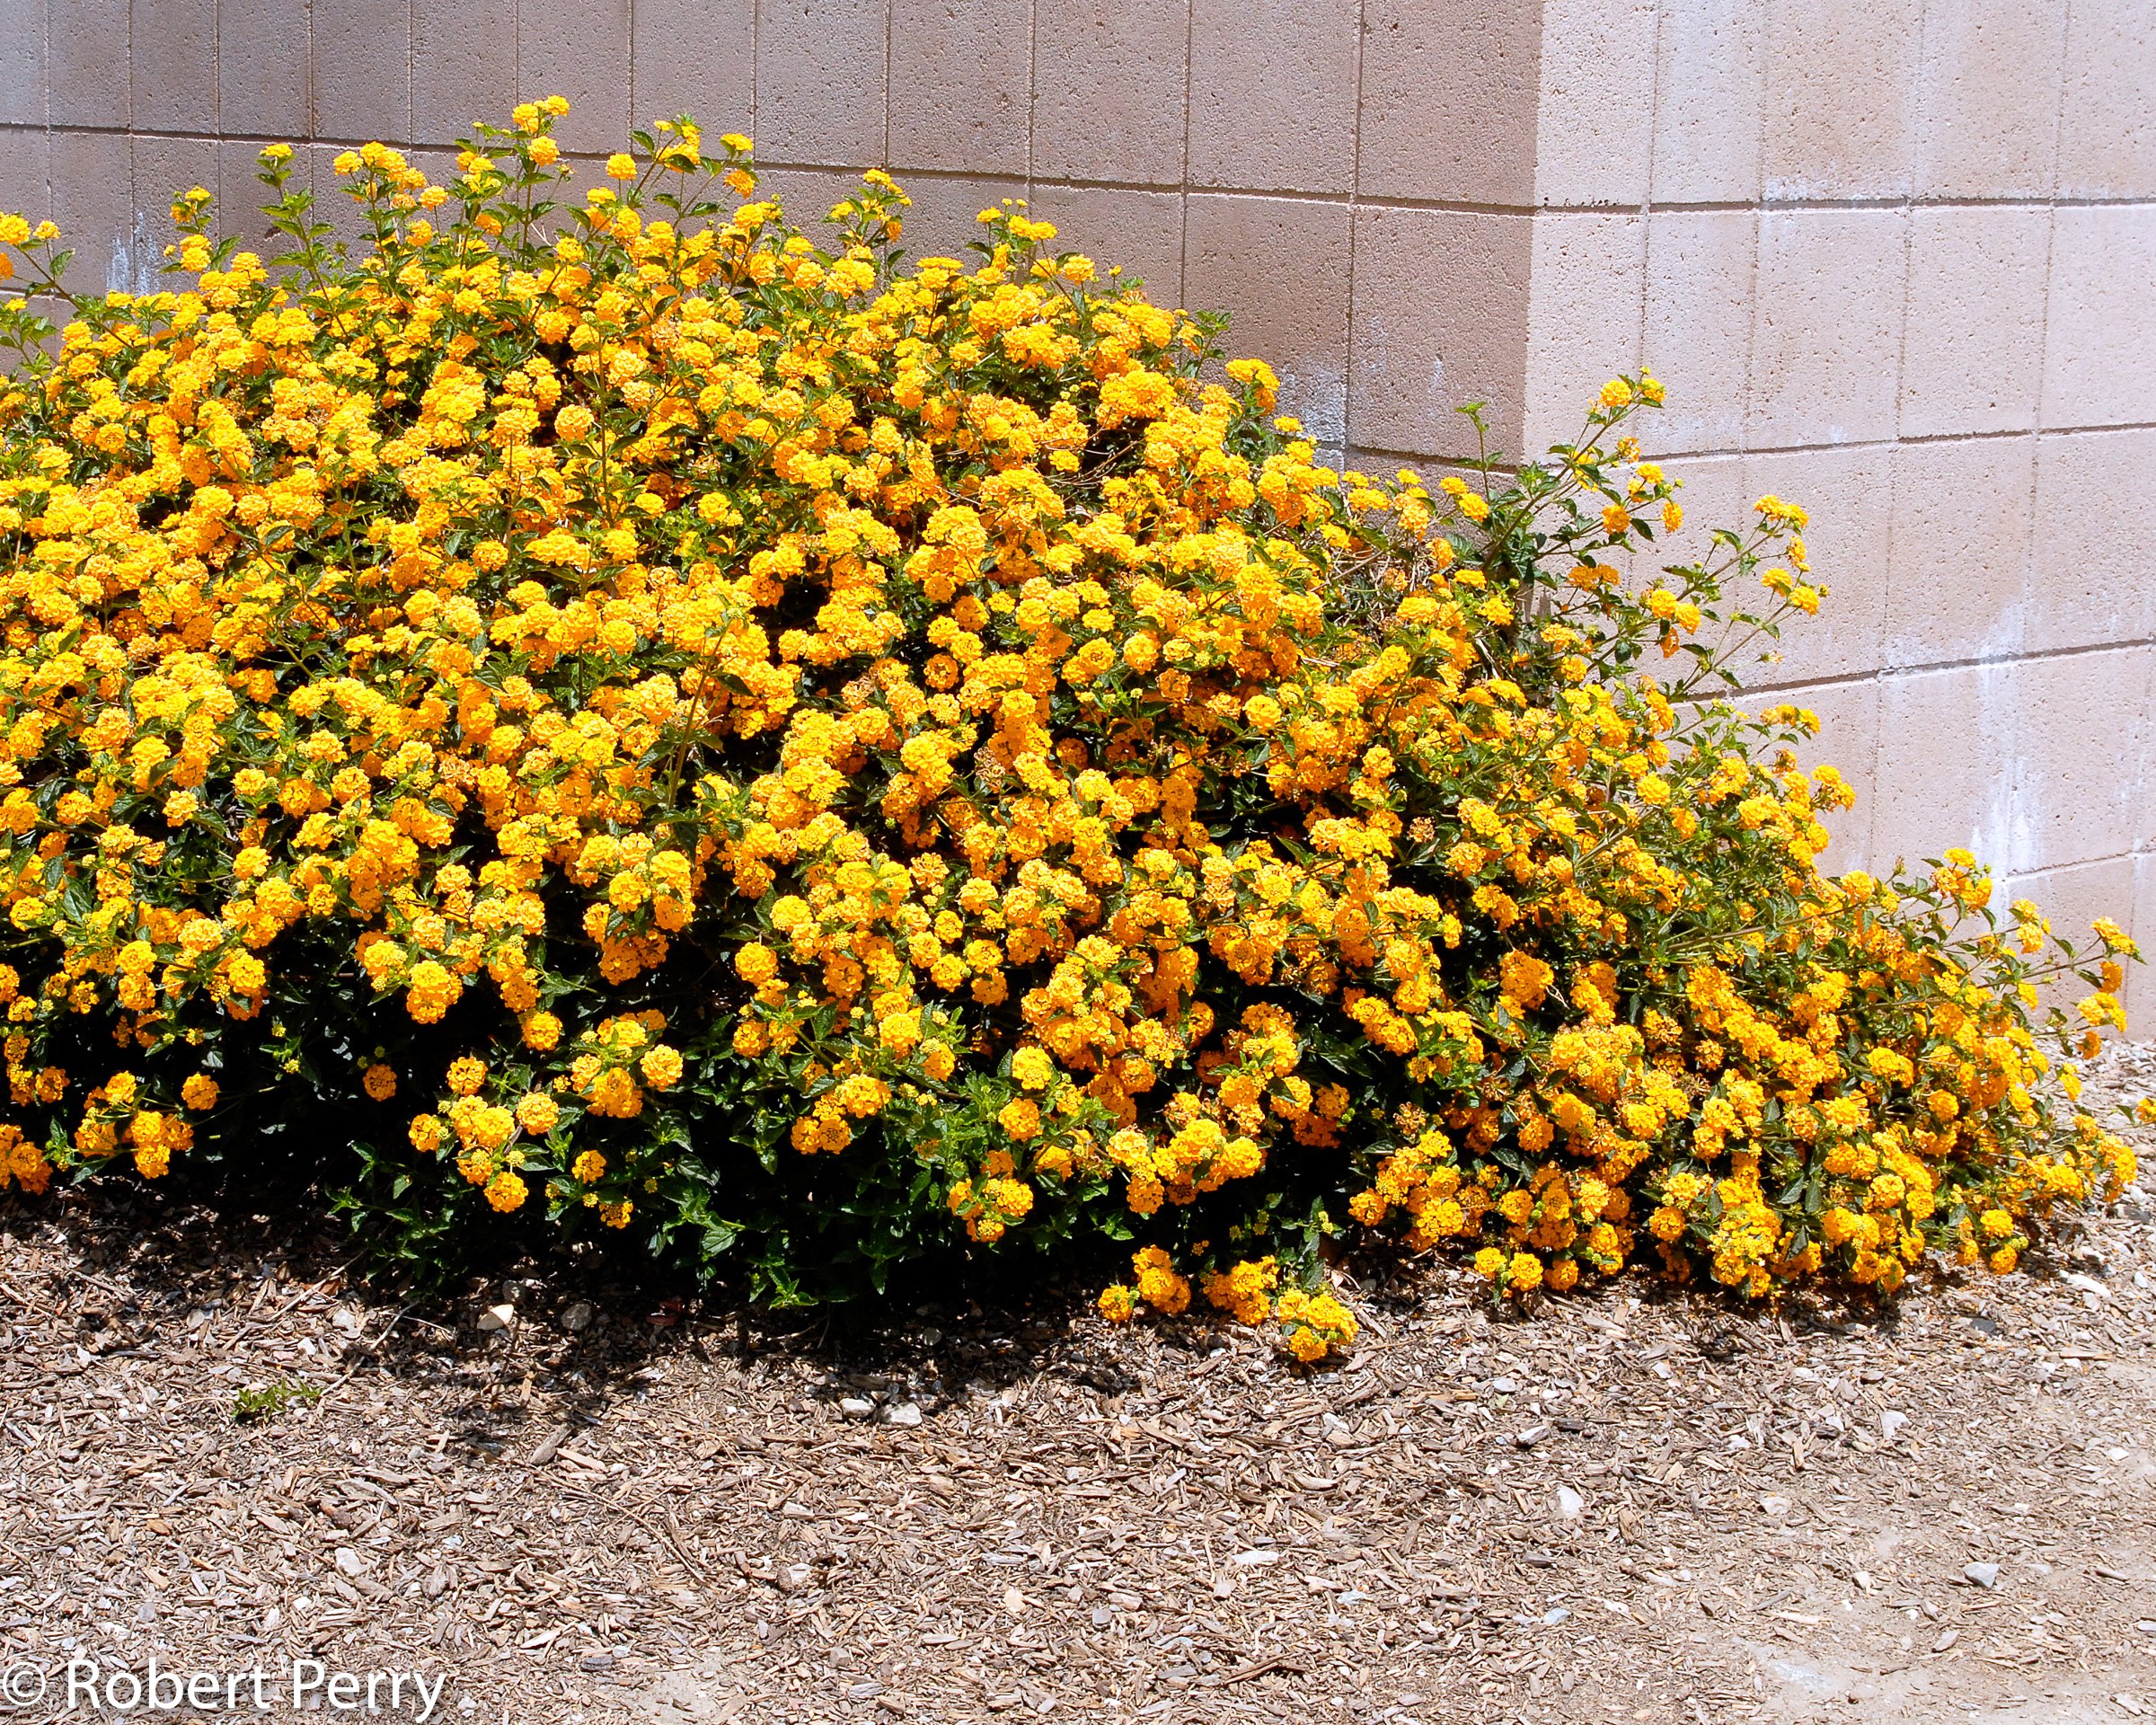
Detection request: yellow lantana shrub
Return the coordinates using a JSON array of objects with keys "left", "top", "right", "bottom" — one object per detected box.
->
[{"left": 0, "top": 108, "right": 2145, "bottom": 1343}]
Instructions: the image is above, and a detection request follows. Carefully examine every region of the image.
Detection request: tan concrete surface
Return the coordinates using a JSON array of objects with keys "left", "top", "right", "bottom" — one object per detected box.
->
[
  {"left": 1899, "top": 204, "right": 2049, "bottom": 439},
  {"left": 0, "top": 0, "right": 2149, "bottom": 1019},
  {"left": 1029, "top": 2, "right": 1187, "bottom": 188},
  {"left": 631, "top": 0, "right": 753, "bottom": 137},
  {"left": 1881, "top": 434, "right": 2037, "bottom": 673},
  {"left": 1737, "top": 443, "right": 1895, "bottom": 690},
  {"left": 1188, "top": 190, "right": 1355, "bottom": 445}
]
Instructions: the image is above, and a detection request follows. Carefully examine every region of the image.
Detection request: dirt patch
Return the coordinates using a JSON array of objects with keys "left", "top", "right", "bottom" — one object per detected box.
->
[{"left": 1, "top": 1050, "right": 2151, "bottom": 1724}]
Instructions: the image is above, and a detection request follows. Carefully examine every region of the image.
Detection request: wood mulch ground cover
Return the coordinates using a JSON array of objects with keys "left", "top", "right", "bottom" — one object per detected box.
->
[{"left": 3, "top": 1044, "right": 2152, "bottom": 1725}]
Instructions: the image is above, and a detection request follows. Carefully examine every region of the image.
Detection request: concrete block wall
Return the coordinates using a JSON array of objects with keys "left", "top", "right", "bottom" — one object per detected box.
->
[{"left": 1, "top": 0, "right": 2151, "bottom": 1022}]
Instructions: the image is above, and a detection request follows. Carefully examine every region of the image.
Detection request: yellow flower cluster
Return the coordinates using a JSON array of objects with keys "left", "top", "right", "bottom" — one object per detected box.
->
[{"left": 0, "top": 105, "right": 2141, "bottom": 1340}]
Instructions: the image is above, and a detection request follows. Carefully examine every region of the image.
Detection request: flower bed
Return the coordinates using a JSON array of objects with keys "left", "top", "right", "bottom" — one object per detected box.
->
[{"left": 0, "top": 103, "right": 2143, "bottom": 1353}]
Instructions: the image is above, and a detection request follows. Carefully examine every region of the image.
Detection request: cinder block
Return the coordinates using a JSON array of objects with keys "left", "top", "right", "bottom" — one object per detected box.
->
[
  {"left": 131, "top": 128, "right": 219, "bottom": 275},
  {"left": 132, "top": 0, "right": 217, "bottom": 133},
  {"left": 754, "top": 164, "right": 874, "bottom": 239},
  {"left": 1760, "top": 0, "right": 1921, "bottom": 199},
  {"left": 1347, "top": 204, "right": 1530, "bottom": 460},
  {"left": 1899, "top": 204, "right": 2048, "bottom": 439},
  {"left": 631, "top": 0, "right": 754, "bottom": 136},
  {"left": 1188, "top": 192, "right": 1352, "bottom": 443},
  {"left": 1640, "top": 449, "right": 1748, "bottom": 588},
  {"left": 1882, "top": 434, "right": 2035, "bottom": 672},
  {"left": 889, "top": 0, "right": 1029, "bottom": 177},
  {"left": 1872, "top": 664, "right": 2022, "bottom": 874},
  {"left": 2001, "top": 853, "right": 2141, "bottom": 1020},
  {"left": 520, "top": 0, "right": 630, "bottom": 155},
  {"left": 49, "top": 0, "right": 132, "bottom": 128},
  {"left": 218, "top": 0, "right": 310, "bottom": 139},
  {"left": 1188, "top": 0, "right": 1356, "bottom": 195},
  {"left": 412, "top": 0, "right": 517, "bottom": 147},
  {"left": 2006, "top": 647, "right": 2149, "bottom": 877},
  {"left": 1031, "top": 0, "right": 1187, "bottom": 188},
  {"left": 49, "top": 127, "right": 135, "bottom": 296},
  {"left": 217, "top": 137, "right": 287, "bottom": 249},
  {"left": 1521, "top": 210, "right": 1643, "bottom": 454},
  {"left": 1649, "top": 0, "right": 1763, "bottom": 206},
  {"left": 2135, "top": 647, "right": 2156, "bottom": 853},
  {"left": 756, "top": 0, "right": 885, "bottom": 168},
  {"left": 0, "top": 0, "right": 48, "bottom": 128},
  {"left": 0, "top": 127, "right": 50, "bottom": 225},
  {"left": 314, "top": 0, "right": 411, "bottom": 143},
  {"left": 1766, "top": 676, "right": 1880, "bottom": 876},
  {"left": 2096, "top": 868, "right": 2148, "bottom": 1032},
  {"left": 2001, "top": 854, "right": 2138, "bottom": 978},
  {"left": 2058, "top": 0, "right": 2156, "bottom": 198},
  {"left": 1021, "top": 185, "right": 1184, "bottom": 306},
  {"left": 1912, "top": 0, "right": 2067, "bottom": 199},
  {"left": 1641, "top": 209, "right": 1754, "bottom": 456},
  {"left": 2027, "top": 429, "right": 2156, "bottom": 656},
  {"left": 1740, "top": 443, "right": 1895, "bottom": 690},
  {"left": 402, "top": 145, "right": 464, "bottom": 199},
  {"left": 2002, "top": 857, "right": 2141, "bottom": 954},
  {"left": 308, "top": 141, "right": 385, "bottom": 264},
  {"left": 1748, "top": 208, "right": 1905, "bottom": 449},
  {"left": 2042, "top": 206, "right": 2156, "bottom": 432},
  {"left": 886, "top": 172, "right": 1029, "bottom": 264},
  {"left": 1533, "top": 0, "right": 1655, "bottom": 208},
  {"left": 2135, "top": 853, "right": 2156, "bottom": 1033},
  {"left": 1357, "top": 0, "right": 1540, "bottom": 207}
]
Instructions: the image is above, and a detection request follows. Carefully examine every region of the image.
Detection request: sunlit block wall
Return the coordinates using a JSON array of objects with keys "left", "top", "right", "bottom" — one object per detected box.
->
[{"left": 3, "top": 0, "right": 2151, "bottom": 1022}]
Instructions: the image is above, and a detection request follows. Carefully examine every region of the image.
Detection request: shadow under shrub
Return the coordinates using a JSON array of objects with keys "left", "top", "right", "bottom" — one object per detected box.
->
[{"left": 0, "top": 104, "right": 2145, "bottom": 1356}]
